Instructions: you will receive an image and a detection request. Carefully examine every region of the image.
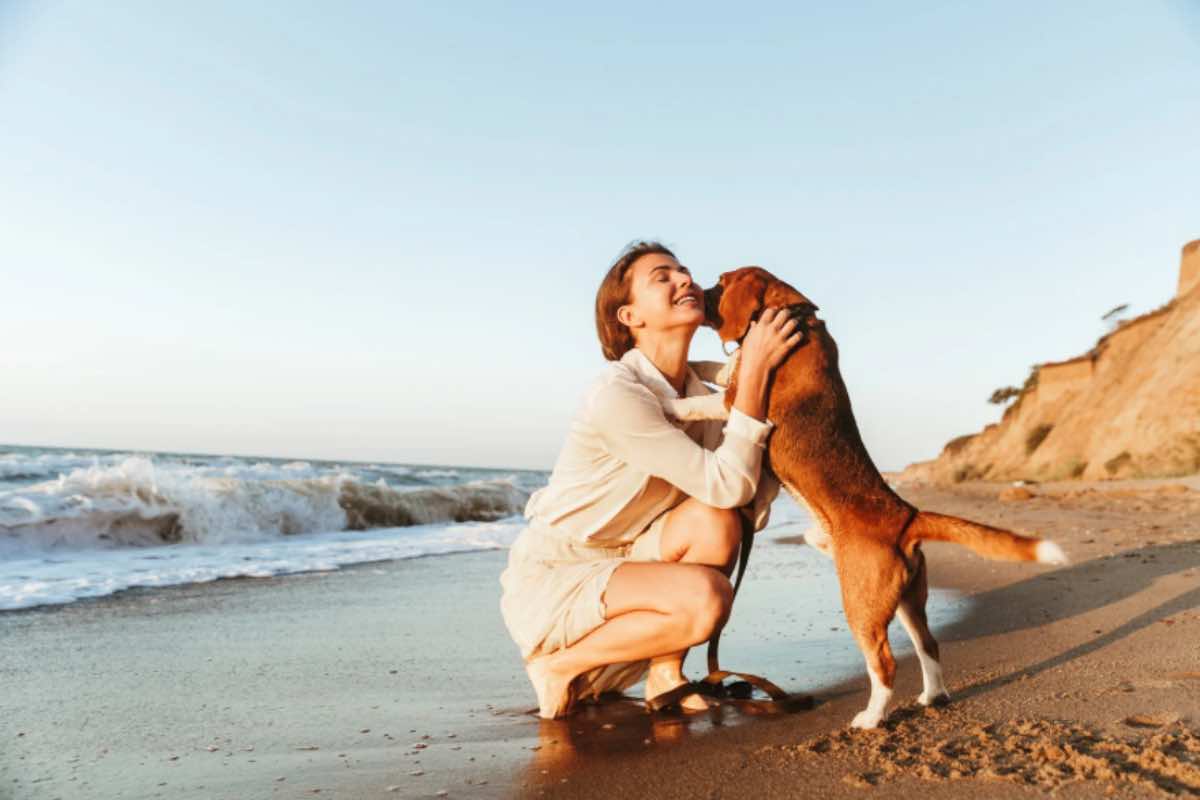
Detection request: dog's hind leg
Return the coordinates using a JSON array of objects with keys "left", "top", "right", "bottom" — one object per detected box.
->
[
  {"left": 895, "top": 549, "right": 950, "bottom": 707},
  {"left": 837, "top": 547, "right": 904, "bottom": 729}
]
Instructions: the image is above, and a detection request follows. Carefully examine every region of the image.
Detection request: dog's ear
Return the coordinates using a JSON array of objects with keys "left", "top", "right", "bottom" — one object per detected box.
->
[{"left": 716, "top": 269, "right": 768, "bottom": 343}]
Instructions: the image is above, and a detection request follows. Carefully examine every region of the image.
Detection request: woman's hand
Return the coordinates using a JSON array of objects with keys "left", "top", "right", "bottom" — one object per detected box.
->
[
  {"left": 731, "top": 307, "right": 802, "bottom": 422},
  {"left": 739, "top": 307, "right": 802, "bottom": 374}
]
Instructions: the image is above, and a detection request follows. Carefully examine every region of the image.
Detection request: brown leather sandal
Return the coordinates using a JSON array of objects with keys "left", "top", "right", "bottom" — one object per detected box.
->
[{"left": 645, "top": 520, "right": 814, "bottom": 714}]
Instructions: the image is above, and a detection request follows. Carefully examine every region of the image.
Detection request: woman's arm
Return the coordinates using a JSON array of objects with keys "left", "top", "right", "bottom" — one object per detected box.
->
[
  {"left": 590, "top": 379, "right": 771, "bottom": 509},
  {"left": 590, "top": 312, "right": 800, "bottom": 508}
]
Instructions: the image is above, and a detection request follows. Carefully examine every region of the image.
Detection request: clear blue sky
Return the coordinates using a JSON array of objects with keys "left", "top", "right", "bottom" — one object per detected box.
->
[{"left": 2, "top": 1, "right": 1198, "bottom": 470}]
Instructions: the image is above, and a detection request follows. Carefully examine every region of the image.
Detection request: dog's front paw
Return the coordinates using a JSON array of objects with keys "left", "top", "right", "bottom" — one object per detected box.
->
[
  {"left": 850, "top": 709, "right": 887, "bottom": 730},
  {"left": 661, "top": 393, "right": 728, "bottom": 422},
  {"left": 661, "top": 398, "right": 686, "bottom": 420}
]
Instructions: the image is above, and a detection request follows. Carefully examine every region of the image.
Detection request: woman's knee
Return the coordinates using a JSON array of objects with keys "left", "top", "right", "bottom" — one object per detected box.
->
[
  {"left": 678, "top": 569, "right": 733, "bottom": 643},
  {"left": 665, "top": 501, "right": 742, "bottom": 566},
  {"left": 708, "top": 506, "right": 743, "bottom": 556},
  {"left": 700, "top": 506, "right": 742, "bottom": 568}
]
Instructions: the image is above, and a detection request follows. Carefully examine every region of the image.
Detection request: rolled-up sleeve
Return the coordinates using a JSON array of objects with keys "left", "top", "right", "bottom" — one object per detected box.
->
[{"left": 589, "top": 379, "right": 773, "bottom": 509}]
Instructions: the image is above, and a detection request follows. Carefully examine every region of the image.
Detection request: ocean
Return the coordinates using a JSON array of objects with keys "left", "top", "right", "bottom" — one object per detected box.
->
[{"left": 0, "top": 443, "right": 813, "bottom": 612}]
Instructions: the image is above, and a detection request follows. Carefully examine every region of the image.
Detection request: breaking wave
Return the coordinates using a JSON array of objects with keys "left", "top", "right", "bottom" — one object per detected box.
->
[{"left": 0, "top": 456, "right": 530, "bottom": 558}]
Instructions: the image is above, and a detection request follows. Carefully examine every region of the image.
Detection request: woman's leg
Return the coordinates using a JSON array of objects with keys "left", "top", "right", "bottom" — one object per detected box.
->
[
  {"left": 645, "top": 499, "right": 742, "bottom": 709},
  {"left": 527, "top": 560, "right": 732, "bottom": 718},
  {"left": 656, "top": 497, "right": 742, "bottom": 573},
  {"left": 526, "top": 499, "right": 742, "bottom": 717}
]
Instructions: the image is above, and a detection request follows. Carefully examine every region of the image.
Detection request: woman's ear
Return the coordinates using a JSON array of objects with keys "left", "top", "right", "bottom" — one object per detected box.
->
[
  {"left": 716, "top": 271, "right": 767, "bottom": 343},
  {"left": 616, "top": 304, "right": 639, "bottom": 329}
]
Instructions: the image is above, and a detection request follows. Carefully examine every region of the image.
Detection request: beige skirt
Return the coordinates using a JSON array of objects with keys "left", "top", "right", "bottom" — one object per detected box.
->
[{"left": 499, "top": 515, "right": 667, "bottom": 704}]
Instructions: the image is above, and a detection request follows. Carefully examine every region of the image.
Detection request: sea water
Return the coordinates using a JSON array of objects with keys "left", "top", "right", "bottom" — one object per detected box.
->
[{"left": 0, "top": 444, "right": 815, "bottom": 611}]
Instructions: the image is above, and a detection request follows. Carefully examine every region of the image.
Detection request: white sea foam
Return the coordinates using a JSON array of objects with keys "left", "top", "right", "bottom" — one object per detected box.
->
[
  {"left": 0, "top": 517, "right": 526, "bottom": 610},
  {"left": 370, "top": 464, "right": 414, "bottom": 477},
  {"left": 415, "top": 468, "right": 460, "bottom": 479},
  {"left": 0, "top": 448, "right": 538, "bottom": 611},
  {"left": 0, "top": 456, "right": 530, "bottom": 558},
  {"left": 0, "top": 450, "right": 118, "bottom": 482},
  {"left": 0, "top": 445, "right": 816, "bottom": 612}
]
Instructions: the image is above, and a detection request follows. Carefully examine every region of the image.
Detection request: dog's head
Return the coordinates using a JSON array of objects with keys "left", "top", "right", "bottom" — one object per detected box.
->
[{"left": 704, "top": 266, "right": 819, "bottom": 345}]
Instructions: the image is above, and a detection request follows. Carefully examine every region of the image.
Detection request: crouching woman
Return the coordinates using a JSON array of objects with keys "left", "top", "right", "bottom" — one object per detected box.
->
[{"left": 500, "top": 241, "right": 799, "bottom": 717}]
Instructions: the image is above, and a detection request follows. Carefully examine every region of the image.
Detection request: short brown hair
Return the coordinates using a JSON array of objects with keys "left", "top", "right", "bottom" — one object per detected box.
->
[{"left": 594, "top": 240, "right": 676, "bottom": 361}]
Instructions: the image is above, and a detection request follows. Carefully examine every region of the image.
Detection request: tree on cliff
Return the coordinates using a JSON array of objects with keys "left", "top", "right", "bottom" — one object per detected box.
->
[
  {"left": 1102, "top": 303, "right": 1130, "bottom": 332},
  {"left": 988, "top": 386, "right": 1021, "bottom": 405}
]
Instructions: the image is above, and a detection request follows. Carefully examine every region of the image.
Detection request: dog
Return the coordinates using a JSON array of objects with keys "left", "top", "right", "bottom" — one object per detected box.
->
[{"left": 662, "top": 266, "right": 1066, "bottom": 729}]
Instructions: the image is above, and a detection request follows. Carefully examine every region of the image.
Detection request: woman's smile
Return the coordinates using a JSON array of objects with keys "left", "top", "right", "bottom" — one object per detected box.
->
[{"left": 673, "top": 292, "right": 701, "bottom": 307}]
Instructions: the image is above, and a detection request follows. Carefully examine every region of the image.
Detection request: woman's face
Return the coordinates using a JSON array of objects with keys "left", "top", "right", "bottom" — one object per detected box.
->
[{"left": 617, "top": 252, "right": 705, "bottom": 338}]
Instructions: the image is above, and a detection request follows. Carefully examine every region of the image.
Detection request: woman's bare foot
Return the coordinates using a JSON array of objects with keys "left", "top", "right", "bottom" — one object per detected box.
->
[
  {"left": 645, "top": 662, "right": 710, "bottom": 712},
  {"left": 525, "top": 654, "right": 579, "bottom": 719}
]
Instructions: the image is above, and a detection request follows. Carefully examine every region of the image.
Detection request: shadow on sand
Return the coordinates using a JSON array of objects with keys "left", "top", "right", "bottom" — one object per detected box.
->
[
  {"left": 930, "top": 539, "right": 1200, "bottom": 701},
  {"left": 513, "top": 540, "right": 1199, "bottom": 780}
]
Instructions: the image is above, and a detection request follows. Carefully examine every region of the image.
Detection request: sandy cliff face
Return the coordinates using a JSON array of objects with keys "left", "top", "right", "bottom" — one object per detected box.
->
[{"left": 902, "top": 240, "right": 1200, "bottom": 484}]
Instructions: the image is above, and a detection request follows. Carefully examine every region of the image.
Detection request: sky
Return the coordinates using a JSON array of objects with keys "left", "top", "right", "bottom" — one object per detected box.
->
[{"left": 1, "top": 1, "right": 1198, "bottom": 471}]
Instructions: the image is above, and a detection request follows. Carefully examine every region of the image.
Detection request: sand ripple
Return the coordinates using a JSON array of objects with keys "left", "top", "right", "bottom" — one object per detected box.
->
[{"left": 794, "top": 713, "right": 1200, "bottom": 795}]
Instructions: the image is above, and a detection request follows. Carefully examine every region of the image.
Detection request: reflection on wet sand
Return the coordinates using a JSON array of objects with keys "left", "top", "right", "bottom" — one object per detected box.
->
[{"left": 520, "top": 690, "right": 815, "bottom": 789}]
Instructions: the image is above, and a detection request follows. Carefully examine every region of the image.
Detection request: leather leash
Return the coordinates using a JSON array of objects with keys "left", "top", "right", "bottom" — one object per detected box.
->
[
  {"left": 645, "top": 515, "right": 792, "bottom": 711},
  {"left": 647, "top": 308, "right": 817, "bottom": 713}
]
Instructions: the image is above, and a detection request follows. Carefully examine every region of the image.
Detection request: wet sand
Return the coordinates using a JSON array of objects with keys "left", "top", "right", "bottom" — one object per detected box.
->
[
  {"left": 3, "top": 477, "right": 1199, "bottom": 798},
  {"left": 1, "top": 529, "right": 937, "bottom": 799},
  {"left": 1, "top": 550, "right": 542, "bottom": 800}
]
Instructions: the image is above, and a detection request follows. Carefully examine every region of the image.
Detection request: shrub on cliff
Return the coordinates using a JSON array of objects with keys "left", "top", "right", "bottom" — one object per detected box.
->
[{"left": 988, "top": 386, "right": 1021, "bottom": 405}]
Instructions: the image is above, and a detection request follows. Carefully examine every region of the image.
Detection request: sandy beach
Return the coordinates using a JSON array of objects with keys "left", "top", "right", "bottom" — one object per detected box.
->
[
  {"left": 5, "top": 4, "right": 1198, "bottom": 799},
  {"left": 3, "top": 476, "right": 1199, "bottom": 799}
]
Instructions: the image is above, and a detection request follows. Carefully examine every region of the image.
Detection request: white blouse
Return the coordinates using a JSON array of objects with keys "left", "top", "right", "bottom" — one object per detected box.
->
[{"left": 524, "top": 347, "right": 778, "bottom": 544}]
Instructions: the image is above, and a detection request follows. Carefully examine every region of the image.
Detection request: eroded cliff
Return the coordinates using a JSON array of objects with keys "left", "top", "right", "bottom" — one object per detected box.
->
[{"left": 902, "top": 239, "right": 1200, "bottom": 484}]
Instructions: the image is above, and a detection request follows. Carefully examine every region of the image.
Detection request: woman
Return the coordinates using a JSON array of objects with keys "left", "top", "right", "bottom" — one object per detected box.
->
[{"left": 500, "top": 241, "right": 801, "bottom": 718}]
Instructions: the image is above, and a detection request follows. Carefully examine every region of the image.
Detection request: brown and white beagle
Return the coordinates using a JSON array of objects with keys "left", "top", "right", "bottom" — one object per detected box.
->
[{"left": 665, "top": 266, "right": 1066, "bottom": 729}]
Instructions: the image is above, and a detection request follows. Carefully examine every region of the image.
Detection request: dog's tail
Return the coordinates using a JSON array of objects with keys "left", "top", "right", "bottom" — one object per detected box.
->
[{"left": 904, "top": 511, "right": 1067, "bottom": 565}]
